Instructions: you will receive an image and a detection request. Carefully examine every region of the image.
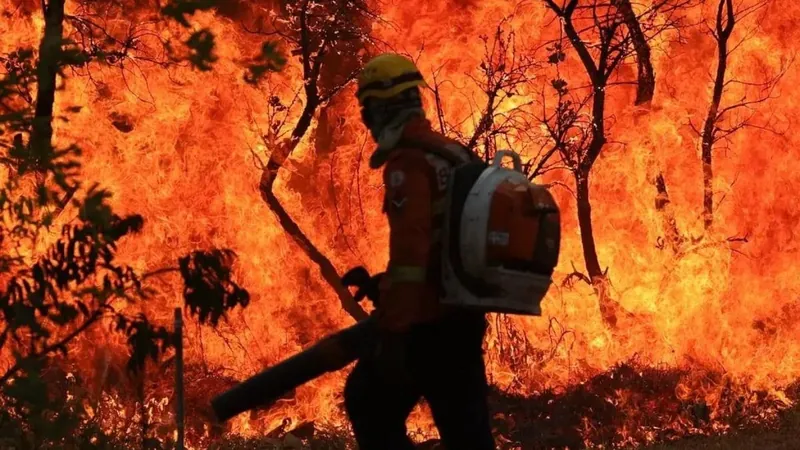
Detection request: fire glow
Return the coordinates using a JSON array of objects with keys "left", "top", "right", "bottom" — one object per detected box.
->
[{"left": 1, "top": 0, "right": 799, "bottom": 448}]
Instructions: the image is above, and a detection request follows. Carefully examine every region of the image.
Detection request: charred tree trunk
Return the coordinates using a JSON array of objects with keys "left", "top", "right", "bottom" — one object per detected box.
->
[
  {"left": 543, "top": 0, "right": 685, "bottom": 337},
  {"left": 32, "top": 0, "right": 78, "bottom": 213},
  {"left": 578, "top": 84, "right": 608, "bottom": 281},
  {"left": 575, "top": 171, "right": 602, "bottom": 279},
  {"left": 612, "top": 0, "right": 655, "bottom": 105},
  {"left": 256, "top": 1, "right": 368, "bottom": 323},
  {"left": 30, "top": 0, "right": 65, "bottom": 157},
  {"left": 544, "top": 0, "right": 642, "bottom": 329},
  {"left": 701, "top": 0, "right": 735, "bottom": 231},
  {"left": 260, "top": 119, "right": 367, "bottom": 322},
  {"left": 575, "top": 166, "right": 621, "bottom": 327},
  {"left": 545, "top": 0, "right": 609, "bottom": 291},
  {"left": 573, "top": 85, "right": 630, "bottom": 328},
  {"left": 654, "top": 172, "right": 684, "bottom": 253}
]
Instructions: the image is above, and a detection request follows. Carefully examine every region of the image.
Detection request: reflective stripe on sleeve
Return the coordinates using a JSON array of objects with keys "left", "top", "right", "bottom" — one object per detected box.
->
[{"left": 388, "top": 265, "right": 427, "bottom": 283}]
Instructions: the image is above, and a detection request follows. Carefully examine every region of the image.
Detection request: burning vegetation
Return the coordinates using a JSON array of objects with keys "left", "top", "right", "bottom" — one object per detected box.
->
[{"left": 0, "top": 0, "right": 798, "bottom": 448}]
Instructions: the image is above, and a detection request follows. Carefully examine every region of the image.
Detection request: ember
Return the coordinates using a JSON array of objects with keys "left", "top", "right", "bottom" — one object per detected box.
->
[{"left": 1, "top": 0, "right": 798, "bottom": 448}]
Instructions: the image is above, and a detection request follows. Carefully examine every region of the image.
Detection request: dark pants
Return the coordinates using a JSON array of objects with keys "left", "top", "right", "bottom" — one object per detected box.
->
[{"left": 344, "top": 313, "right": 495, "bottom": 450}]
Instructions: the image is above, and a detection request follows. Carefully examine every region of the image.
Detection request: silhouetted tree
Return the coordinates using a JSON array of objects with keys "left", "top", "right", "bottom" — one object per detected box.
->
[
  {"left": 690, "top": 0, "right": 785, "bottom": 231},
  {"left": 653, "top": 0, "right": 787, "bottom": 252},
  {"left": 649, "top": 0, "right": 786, "bottom": 308},
  {"left": 425, "top": 18, "right": 574, "bottom": 385},
  {"left": 247, "top": 0, "right": 378, "bottom": 322},
  {"left": 539, "top": 0, "right": 691, "bottom": 328},
  {"left": 0, "top": 2, "right": 249, "bottom": 446},
  {"left": 427, "top": 18, "right": 571, "bottom": 181}
]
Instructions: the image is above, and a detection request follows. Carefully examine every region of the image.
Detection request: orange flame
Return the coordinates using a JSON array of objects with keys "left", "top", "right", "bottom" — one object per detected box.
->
[{"left": 2, "top": 0, "right": 799, "bottom": 446}]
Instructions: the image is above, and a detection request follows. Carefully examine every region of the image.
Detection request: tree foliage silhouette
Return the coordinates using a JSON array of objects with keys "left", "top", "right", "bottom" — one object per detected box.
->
[{"left": 0, "top": 1, "right": 253, "bottom": 447}]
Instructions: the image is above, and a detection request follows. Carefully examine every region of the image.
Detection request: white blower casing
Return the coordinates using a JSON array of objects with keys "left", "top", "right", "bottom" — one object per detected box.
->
[{"left": 439, "top": 150, "right": 556, "bottom": 316}]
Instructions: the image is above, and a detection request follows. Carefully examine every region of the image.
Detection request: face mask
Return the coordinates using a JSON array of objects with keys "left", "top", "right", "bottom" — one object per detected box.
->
[
  {"left": 361, "top": 104, "right": 388, "bottom": 142},
  {"left": 360, "top": 89, "right": 424, "bottom": 142}
]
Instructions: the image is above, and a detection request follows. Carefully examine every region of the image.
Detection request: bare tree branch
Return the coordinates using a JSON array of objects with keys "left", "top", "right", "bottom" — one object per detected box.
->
[
  {"left": 697, "top": 0, "right": 785, "bottom": 231},
  {"left": 539, "top": 0, "right": 690, "bottom": 330},
  {"left": 253, "top": 0, "right": 376, "bottom": 322},
  {"left": 0, "top": 309, "right": 104, "bottom": 386},
  {"left": 463, "top": 20, "right": 539, "bottom": 157}
]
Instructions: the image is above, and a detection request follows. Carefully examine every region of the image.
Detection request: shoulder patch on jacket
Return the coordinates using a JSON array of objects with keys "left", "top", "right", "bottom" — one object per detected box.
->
[
  {"left": 389, "top": 170, "right": 405, "bottom": 188},
  {"left": 425, "top": 153, "right": 452, "bottom": 192}
]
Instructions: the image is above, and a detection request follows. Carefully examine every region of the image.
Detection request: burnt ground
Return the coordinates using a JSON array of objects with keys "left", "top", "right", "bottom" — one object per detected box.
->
[
  {"left": 206, "top": 361, "right": 800, "bottom": 450},
  {"left": 644, "top": 407, "right": 800, "bottom": 450},
  {"left": 210, "top": 407, "right": 800, "bottom": 450},
  {"left": 211, "top": 405, "right": 800, "bottom": 449}
]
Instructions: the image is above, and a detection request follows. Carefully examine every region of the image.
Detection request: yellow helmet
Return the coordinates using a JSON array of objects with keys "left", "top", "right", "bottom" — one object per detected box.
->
[{"left": 356, "top": 53, "right": 427, "bottom": 105}]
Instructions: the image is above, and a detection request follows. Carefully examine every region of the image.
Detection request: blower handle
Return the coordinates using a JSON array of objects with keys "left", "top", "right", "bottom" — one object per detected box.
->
[{"left": 492, "top": 150, "right": 523, "bottom": 172}]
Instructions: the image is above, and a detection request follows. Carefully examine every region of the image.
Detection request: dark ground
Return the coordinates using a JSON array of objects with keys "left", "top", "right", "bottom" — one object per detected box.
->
[
  {"left": 207, "top": 361, "right": 800, "bottom": 449},
  {"left": 644, "top": 407, "right": 800, "bottom": 450},
  {"left": 210, "top": 410, "right": 800, "bottom": 450}
]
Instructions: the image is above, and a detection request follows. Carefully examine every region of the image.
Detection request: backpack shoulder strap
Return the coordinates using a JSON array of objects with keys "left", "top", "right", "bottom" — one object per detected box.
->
[{"left": 398, "top": 133, "right": 479, "bottom": 166}]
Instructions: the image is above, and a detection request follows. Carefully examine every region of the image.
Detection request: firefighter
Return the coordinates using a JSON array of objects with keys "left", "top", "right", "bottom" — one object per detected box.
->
[{"left": 343, "top": 53, "right": 496, "bottom": 450}]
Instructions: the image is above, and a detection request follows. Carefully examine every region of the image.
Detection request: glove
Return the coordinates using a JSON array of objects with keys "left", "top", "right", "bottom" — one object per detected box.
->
[{"left": 341, "top": 266, "right": 383, "bottom": 306}]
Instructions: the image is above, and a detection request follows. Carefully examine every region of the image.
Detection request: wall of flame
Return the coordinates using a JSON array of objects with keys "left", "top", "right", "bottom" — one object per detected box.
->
[{"left": 2, "top": 0, "right": 799, "bottom": 440}]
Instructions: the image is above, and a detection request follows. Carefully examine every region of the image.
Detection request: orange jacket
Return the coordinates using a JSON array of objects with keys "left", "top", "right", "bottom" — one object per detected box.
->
[{"left": 375, "top": 118, "right": 471, "bottom": 332}]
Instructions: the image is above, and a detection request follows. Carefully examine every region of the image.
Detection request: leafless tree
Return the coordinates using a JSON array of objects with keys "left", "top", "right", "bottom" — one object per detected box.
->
[
  {"left": 427, "top": 19, "right": 568, "bottom": 180},
  {"left": 648, "top": 0, "right": 786, "bottom": 306},
  {"left": 462, "top": 21, "right": 539, "bottom": 159},
  {"left": 689, "top": 0, "right": 787, "bottom": 231},
  {"left": 61, "top": 0, "right": 221, "bottom": 85},
  {"left": 654, "top": 0, "right": 787, "bottom": 252},
  {"left": 249, "top": 0, "right": 379, "bottom": 322},
  {"left": 65, "top": 2, "right": 149, "bottom": 67},
  {"left": 539, "top": 0, "right": 692, "bottom": 328}
]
